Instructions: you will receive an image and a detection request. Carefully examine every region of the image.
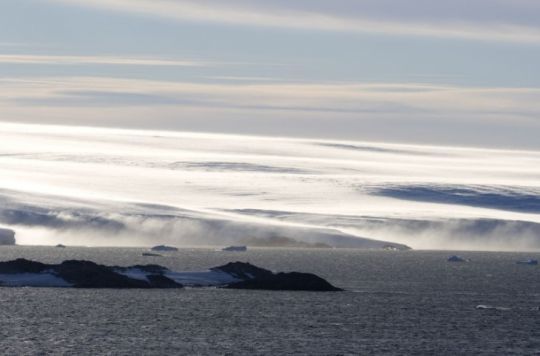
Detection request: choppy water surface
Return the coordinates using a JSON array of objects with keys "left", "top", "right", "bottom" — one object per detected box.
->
[{"left": 0, "top": 247, "right": 538, "bottom": 355}]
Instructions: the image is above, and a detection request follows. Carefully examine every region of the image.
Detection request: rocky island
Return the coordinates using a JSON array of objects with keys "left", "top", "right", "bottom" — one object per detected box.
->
[{"left": 0, "top": 259, "right": 342, "bottom": 291}]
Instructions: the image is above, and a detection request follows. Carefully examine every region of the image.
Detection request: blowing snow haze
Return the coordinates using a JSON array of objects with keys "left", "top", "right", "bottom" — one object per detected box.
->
[
  {"left": 1, "top": 0, "right": 540, "bottom": 250},
  {"left": 0, "top": 123, "right": 539, "bottom": 251}
]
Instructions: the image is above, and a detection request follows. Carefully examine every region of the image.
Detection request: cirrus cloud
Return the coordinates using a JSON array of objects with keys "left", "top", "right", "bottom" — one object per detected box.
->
[{"left": 45, "top": 0, "right": 540, "bottom": 43}]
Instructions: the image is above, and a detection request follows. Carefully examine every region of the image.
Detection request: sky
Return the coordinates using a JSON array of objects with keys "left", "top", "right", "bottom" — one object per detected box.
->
[{"left": 1, "top": 0, "right": 540, "bottom": 149}]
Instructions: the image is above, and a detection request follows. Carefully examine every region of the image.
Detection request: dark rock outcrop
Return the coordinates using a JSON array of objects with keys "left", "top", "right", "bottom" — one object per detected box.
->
[
  {"left": 0, "top": 258, "right": 48, "bottom": 273},
  {"left": 448, "top": 255, "right": 468, "bottom": 262},
  {"left": 226, "top": 271, "right": 343, "bottom": 292},
  {"left": 212, "top": 262, "right": 274, "bottom": 280},
  {"left": 215, "top": 262, "right": 343, "bottom": 292},
  {"left": 0, "top": 259, "right": 182, "bottom": 289},
  {"left": 56, "top": 260, "right": 153, "bottom": 288},
  {"left": 0, "top": 259, "right": 342, "bottom": 291},
  {"left": 0, "top": 229, "right": 16, "bottom": 245}
]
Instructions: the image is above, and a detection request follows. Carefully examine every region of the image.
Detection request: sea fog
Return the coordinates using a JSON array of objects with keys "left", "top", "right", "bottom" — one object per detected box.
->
[{"left": 0, "top": 122, "right": 539, "bottom": 251}]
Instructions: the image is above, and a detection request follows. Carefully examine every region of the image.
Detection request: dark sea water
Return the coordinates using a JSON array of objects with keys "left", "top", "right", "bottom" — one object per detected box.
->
[{"left": 0, "top": 247, "right": 538, "bottom": 355}]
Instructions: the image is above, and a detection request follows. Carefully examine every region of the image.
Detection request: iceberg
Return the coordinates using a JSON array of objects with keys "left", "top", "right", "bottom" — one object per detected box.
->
[
  {"left": 0, "top": 229, "right": 16, "bottom": 246},
  {"left": 475, "top": 305, "right": 511, "bottom": 311},
  {"left": 222, "top": 245, "right": 247, "bottom": 252},
  {"left": 516, "top": 259, "right": 538, "bottom": 265},
  {"left": 150, "top": 245, "right": 178, "bottom": 252}
]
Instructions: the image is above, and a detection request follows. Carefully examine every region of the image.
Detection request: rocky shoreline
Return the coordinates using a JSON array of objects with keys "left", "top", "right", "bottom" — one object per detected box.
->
[{"left": 0, "top": 259, "right": 342, "bottom": 291}]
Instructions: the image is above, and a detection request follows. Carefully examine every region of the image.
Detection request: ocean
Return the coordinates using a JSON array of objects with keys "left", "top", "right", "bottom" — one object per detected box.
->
[{"left": 0, "top": 246, "right": 538, "bottom": 355}]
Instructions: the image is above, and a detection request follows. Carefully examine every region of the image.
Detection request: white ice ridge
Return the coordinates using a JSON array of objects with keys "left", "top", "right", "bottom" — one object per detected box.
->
[{"left": 115, "top": 268, "right": 240, "bottom": 287}]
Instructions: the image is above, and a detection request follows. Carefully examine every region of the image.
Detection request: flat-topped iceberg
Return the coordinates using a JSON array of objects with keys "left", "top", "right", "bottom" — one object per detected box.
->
[
  {"left": 0, "top": 259, "right": 342, "bottom": 291},
  {"left": 222, "top": 245, "right": 247, "bottom": 252},
  {"left": 0, "top": 229, "right": 16, "bottom": 245},
  {"left": 150, "top": 245, "right": 178, "bottom": 252}
]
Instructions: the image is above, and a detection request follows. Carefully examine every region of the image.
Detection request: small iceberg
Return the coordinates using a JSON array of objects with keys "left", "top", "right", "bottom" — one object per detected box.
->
[
  {"left": 0, "top": 228, "right": 16, "bottom": 246},
  {"left": 150, "top": 245, "right": 178, "bottom": 252},
  {"left": 142, "top": 252, "right": 162, "bottom": 257},
  {"left": 476, "top": 305, "right": 511, "bottom": 311},
  {"left": 516, "top": 259, "right": 538, "bottom": 265},
  {"left": 448, "top": 255, "right": 468, "bottom": 262},
  {"left": 222, "top": 245, "right": 247, "bottom": 252}
]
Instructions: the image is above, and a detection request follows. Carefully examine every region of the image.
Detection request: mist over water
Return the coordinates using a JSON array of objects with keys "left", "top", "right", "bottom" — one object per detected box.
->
[{"left": 1, "top": 122, "right": 539, "bottom": 250}]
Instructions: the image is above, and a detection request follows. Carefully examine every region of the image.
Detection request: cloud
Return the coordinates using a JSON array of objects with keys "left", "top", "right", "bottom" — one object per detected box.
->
[
  {"left": 1, "top": 76, "right": 540, "bottom": 148},
  {"left": 231, "top": 209, "right": 540, "bottom": 251},
  {"left": 45, "top": 0, "right": 540, "bottom": 43},
  {"left": 0, "top": 54, "right": 204, "bottom": 67},
  {"left": 1, "top": 76, "right": 539, "bottom": 117},
  {"left": 0, "top": 42, "right": 32, "bottom": 48},
  {"left": 0, "top": 188, "right": 396, "bottom": 248}
]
